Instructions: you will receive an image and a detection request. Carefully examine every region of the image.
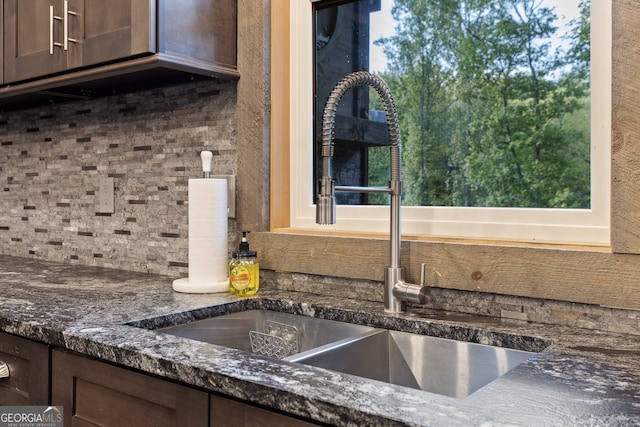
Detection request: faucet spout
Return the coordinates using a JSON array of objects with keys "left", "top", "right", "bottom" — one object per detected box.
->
[{"left": 315, "top": 71, "right": 428, "bottom": 313}]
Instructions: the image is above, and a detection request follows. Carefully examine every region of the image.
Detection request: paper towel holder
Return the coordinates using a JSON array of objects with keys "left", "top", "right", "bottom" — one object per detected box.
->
[{"left": 211, "top": 174, "right": 236, "bottom": 218}]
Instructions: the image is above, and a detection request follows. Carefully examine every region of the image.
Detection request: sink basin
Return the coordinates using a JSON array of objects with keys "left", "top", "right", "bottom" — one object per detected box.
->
[
  {"left": 139, "top": 307, "right": 541, "bottom": 398},
  {"left": 157, "top": 309, "right": 375, "bottom": 357},
  {"left": 288, "top": 329, "right": 535, "bottom": 398}
]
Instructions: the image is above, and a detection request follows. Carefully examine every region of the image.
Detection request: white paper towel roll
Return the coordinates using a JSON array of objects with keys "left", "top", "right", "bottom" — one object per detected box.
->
[{"left": 173, "top": 178, "right": 229, "bottom": 293}]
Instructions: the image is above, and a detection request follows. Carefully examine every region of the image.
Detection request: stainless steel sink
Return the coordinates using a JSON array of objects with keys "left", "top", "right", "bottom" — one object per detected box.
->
[
  {"left": 149, "top": 308, "right": 539, "bottom": 398},
  {"left": 288, "top": 329, "right": 535, "bottom": 398},
  {"left": 158, "top": 309, "right": 375, "bottom": 356}
]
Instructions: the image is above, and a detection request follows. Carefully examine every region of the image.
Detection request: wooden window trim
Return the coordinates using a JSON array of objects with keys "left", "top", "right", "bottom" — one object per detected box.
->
[{"left": 251, "top": 0, "right": 640, "bottom": 310}]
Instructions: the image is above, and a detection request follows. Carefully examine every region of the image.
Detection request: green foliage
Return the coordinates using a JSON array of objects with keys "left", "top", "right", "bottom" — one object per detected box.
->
[{"left": 371, "top": 0, "right": 591, "bottom": 208}]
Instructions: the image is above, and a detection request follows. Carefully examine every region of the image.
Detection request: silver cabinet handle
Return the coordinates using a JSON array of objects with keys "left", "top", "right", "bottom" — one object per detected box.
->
[
  {"left": 50, "top": 5, "right": 64, "bottom": 55},
  {"left": 0, "top": 362, "right": 9, "bottom": 379},
  {"left": 64, "top": 0, "right": 78, "bottom": 50},
  {"left": 49, "top": 5, "right": 54, "bottom": 54},
  {"left": 63, "top": 1, "right": 68, "bottom": 50}
]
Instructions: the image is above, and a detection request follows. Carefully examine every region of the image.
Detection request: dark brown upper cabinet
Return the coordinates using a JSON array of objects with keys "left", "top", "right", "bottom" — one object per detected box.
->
[
  {"left": 1, "top": 0, "right": 238, "bottom": 110},
  {"left": 4, "top": 0, "right": 73, "bottom": 83}
]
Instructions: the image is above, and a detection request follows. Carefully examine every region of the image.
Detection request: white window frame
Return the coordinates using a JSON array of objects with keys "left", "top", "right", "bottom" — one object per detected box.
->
[{"left": 289, "top": 0, "right": 611, "bottom": 246}]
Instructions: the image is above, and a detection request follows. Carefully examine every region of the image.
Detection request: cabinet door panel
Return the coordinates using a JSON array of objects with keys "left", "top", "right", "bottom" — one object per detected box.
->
[
  {"left": 74, "top": 0, "right": 154, "bottom": 69},
  {"left": 3, "top": 0, "right": 67, "bottom": 83},
  {"left": 210, "top": 394, "right": 319, "bottom": 427},
  {"left": 52, "top": 349, "right": 208, "bottom": 427},
  {"left": 0, "top": 332, "right": 50, "bottom": 405}
]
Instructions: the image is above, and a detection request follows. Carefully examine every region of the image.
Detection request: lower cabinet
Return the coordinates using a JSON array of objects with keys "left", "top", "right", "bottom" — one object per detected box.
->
[
  {"left": 52, "top": 349, "right": 209, "bottom": 426},
  {"left": 52, "top": 349, "right": 319, "bottom": 427},
  {"left": 0, "top": 332, "right": 50, "bottom": 405}
]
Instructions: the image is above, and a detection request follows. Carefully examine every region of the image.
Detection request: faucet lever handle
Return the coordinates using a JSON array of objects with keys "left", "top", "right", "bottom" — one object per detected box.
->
[{"left": 420, "top": 263, "right": 426, "bottom": 287}]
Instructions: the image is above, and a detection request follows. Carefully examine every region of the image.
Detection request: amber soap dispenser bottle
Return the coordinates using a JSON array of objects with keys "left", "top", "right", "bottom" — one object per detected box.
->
[{"left": 229, "top": 231, "right": 259, "bottom": 296}]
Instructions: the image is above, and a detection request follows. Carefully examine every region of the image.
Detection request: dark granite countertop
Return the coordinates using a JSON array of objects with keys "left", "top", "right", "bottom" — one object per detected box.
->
[{"left": 1, "top": 255, "right": 639, "bottom": 426}]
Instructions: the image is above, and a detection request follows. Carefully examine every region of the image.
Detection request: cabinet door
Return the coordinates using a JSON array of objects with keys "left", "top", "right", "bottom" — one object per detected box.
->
[
  {"left": 3, "top": 0, "right": 155, "bottom": 84},
  {"left": 3, "top": 0, "right": 67, "bottom": 83},
  {"left": 0, "top": 332, "right": 50, "bottom": 405},
  {"left": 70, "top": 0, "right": 155, "bottom": 70},
  {"left": 52, "top": 349, "right": 208, "bottom": 427},
  {"left": 210, "top": 394, "right": 319, "bottom": 427}
]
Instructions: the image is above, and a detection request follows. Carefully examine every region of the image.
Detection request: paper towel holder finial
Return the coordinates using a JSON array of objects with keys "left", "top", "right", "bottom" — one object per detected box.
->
[{"left": 200, "top": 151, "right": 213, "bottom": 178}]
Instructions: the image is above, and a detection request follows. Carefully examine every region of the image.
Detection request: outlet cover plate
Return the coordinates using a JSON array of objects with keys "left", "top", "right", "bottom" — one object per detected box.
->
[{"left": 98, "top": 177, "right": 114, "bottom": 214}]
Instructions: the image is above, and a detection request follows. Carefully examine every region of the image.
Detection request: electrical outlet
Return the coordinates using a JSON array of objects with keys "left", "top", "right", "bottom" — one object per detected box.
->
[
  {"left": 212, "top": 175, "right": 236, "bottom": 218},
  {"left": 98, "top": 177, "right": 114, "bottom": 214}
]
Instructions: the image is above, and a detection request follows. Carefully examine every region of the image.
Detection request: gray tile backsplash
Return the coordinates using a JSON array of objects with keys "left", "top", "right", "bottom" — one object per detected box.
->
[
  {"left": 262, "top": 270, "right": 640, "bottom": 335},
  {"left": 0, "top": 80, "right": 237, "bottom": 276}
]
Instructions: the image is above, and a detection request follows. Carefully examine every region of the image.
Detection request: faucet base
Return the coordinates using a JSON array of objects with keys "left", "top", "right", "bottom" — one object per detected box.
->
[
  {"left": 385, "top": 266, "right": 430, "bottom": 313},
  {"left": 384, "top": 267, "right": 404, "bottom": 313},
  {"left": 393, "top": 282, "right": 429, "bottom": 305}
]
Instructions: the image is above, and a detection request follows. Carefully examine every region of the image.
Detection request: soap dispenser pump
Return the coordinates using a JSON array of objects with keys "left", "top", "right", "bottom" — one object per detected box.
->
[{"left": 229, "top": 231, "right": 259, "bottom": 296}]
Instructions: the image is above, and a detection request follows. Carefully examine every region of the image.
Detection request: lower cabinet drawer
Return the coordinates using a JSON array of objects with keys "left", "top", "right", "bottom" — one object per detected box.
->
[{"left": 0, "top": 331, "right": 50, "bottom": 405}]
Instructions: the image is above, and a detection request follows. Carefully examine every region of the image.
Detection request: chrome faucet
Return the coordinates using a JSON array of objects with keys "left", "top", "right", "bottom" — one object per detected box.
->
[{"left": 316, "top": 71, "right": 428, "bottom": 313}]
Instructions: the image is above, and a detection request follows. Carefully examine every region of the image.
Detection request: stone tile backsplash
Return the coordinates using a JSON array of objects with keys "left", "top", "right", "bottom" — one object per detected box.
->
[
  {"left": 262, "top": 270, "right": 640, "bottom": 335},
  {"left": 0, "top": 80, "right": 237, "bottom": 276}
]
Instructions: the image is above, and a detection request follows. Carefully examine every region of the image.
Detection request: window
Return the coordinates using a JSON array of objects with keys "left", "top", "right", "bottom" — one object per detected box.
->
[{"left": 289, "top": 0, "right": 611, "bottom": 245}]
